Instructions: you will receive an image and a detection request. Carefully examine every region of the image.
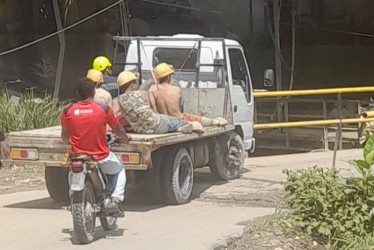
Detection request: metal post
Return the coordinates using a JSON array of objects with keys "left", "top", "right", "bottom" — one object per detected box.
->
[
  {"left": 121, "top": 0, "right": 131, "bottom": 56},
  {"left": 323, "top": 101, "right": 328, "bottom": 150},
  {"left": 136, "top": 39, "right": 142, "bottom": 82},
  {"left": 274, "top": 0, "right": 283, "bottom": 122},
  {"left": 289, "top": 0, "right": 297, "bottom": 90},
  {"left": 337, "top": 93, "right": 343, "bottom": 150},
  {"left": 273, "top": 0, "right": 282, "bottom": 91},
  {"left": 221, "top": 40, "right": 229, "bottom": 119},
  {"left": 332, "top": 130, "right": 338, "bottom": 168},
  {"left": 195, "top": 40, "right": 202, "bottom": 88},
  {"left": 285, "top": 99, "right": 290, "bottom": 149},
  {"left": 52, "top": 0, "right": 66, "bottom": 99},
  {"left": 248, "top": 0, "right": 253, "bottom": 34}
]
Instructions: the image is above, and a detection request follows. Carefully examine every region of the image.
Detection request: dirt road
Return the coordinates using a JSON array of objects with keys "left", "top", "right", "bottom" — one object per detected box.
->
[{"left": 0, "top": 149, "right": 362, "bottom": 250}]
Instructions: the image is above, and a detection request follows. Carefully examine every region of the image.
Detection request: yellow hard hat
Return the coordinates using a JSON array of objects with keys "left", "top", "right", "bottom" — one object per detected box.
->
[
  {"left": 117, "top": 71, "right": 139, "bottom": 87},
  {"left": 155, "top": 63, "right": 174, "bottom": 79},
  {"left": 93, "top": 56, "right": 112, "bottom": 71},
  {"left": 86, "top": 69, "right": 103, "bottom": 84}
]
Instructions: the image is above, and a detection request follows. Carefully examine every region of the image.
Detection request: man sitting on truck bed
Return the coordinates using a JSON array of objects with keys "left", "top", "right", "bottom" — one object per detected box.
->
[
  {"left": 61, "top": 78, "right": 130, "bottom": 217},
  {"left": 149, "top": 63, "right": 227, "bottom": 127},
  {"left": 114, "top": 71, "right": 204, "bottom": 134},
  {"left": 86, "top": 69, "right": 113, "bottom": 108}
]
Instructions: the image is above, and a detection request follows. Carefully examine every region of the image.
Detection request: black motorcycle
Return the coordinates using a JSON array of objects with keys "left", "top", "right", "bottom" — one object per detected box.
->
[{"left": 68, "top": 135, "right": 121, "bottom": 244}]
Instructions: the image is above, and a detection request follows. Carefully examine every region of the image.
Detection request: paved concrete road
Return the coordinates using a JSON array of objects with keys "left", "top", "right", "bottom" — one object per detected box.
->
[{"left": 0, "top": 149, "right": 362, "bottom": 250}]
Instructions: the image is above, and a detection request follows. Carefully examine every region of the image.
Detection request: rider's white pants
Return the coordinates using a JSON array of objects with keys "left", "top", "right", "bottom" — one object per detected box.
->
[{"left": 98, "top": 151, "right": 126, "bottom": 202}]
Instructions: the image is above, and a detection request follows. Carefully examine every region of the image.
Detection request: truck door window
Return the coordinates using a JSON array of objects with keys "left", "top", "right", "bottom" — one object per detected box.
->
[{"left": 228, "top": 49, "right": 251, "bottom": 102}]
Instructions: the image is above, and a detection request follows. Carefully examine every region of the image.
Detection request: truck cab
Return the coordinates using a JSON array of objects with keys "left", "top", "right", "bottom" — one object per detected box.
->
[{"left": 117, "top": 34, "right": 255, "bottom": 152}]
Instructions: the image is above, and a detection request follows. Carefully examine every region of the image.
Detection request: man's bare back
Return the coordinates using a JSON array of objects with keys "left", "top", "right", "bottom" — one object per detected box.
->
[{"left": 149, "top": 83, "right": 184, "bottom": 119}]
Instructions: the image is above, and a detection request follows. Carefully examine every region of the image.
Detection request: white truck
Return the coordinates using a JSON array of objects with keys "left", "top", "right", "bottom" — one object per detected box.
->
[{"left": 1, "top": 34, "right": 256, "bottom": 205}]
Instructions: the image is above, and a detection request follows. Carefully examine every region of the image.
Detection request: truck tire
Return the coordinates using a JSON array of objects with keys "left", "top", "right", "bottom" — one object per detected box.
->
[
  {"left": 164, "top": 148, "right": 194, "bottom": 205},
  {"left": 210, "top": 133, "right": 244, "bottom": 180},
  {"left": 45, "top": 166, "right": 70, "bottom": 205}
]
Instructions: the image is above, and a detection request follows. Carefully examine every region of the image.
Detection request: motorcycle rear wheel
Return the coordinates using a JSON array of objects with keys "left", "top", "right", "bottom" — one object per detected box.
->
[{"left": 72, "top": 182, "right": 96, "bottom": 244}]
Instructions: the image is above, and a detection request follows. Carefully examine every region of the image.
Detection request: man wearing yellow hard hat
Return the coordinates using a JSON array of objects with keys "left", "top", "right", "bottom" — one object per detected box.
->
[
  {"left": 93, "top": 56, "right": 118, "bottom": 99},
  {"left": 138, "top": 64, "right": 181, "bottom": 91},
  {"left": 86, "top": 69, "right": 113, "bottom": 108},
  {"left": 115, "top": 71, "right": 204, "bottom": 134},
  {"left": 149, "top": 63, "right": 227, "bottom": 127}
]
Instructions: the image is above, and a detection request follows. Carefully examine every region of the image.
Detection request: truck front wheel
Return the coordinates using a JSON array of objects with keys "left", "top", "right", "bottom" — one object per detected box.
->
[
  {"left": 164, "top": 148, "right": 194, "bottom": 205},
  {"left": 210, "top": 133, "right": 244, "bottom": 180},
  {"left": 45, "top": 166, "right": 70, "bottom": 205}
]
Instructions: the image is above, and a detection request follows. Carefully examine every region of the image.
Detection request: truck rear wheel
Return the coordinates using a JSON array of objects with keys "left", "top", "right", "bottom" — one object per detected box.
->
[
  {"left": 45, "top": 166, "right": 70, "bottom": 205},
  {"left": 164, "top": 148, "right": 194, "bottom": 205},
  {"left": 210, "top": 133, "right": 244, "bottom": 180}
]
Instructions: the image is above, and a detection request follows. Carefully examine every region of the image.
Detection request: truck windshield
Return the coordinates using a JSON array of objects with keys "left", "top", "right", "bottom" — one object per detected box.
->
[
  {"left": 153, "top": 48, "right": 197, "bottom": 72},
  {"left": 149, "top": 47, "right": 223, "bottom": 88}
]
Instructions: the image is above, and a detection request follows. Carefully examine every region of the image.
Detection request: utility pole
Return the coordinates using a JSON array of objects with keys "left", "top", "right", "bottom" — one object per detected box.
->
[
  {"left": 289, "top": 0, "right": 297, "bottom": 90},
  {"left": 52, "top": 0, "right": 65, "bottom": 99},
  {"left": 273, "top": 0, "right": 283, "bottom": 121},
  {"left": 249, "top": 0, "right": 253, "bottom": 35},
  {"left": 273, "top": 0, "right": 282, "bottom": 91}
]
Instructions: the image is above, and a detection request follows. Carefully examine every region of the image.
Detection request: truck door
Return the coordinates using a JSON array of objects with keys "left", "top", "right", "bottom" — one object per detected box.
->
[{"left": 227, "top": 47, "right": 254, "bottom": 150}]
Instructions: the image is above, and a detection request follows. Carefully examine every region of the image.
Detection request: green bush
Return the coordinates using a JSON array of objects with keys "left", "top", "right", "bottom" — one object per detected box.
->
[
  {"left": 283, "top": 134, "right": 374, "bottom": 249},
  {"left": 0, "top": 89, "right": 64, "bottom": 133}
]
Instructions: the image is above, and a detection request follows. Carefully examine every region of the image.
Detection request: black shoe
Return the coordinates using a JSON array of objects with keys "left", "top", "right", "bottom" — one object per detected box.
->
[{"left": 104, "top": 198, "right": 125, "bottom": 218}]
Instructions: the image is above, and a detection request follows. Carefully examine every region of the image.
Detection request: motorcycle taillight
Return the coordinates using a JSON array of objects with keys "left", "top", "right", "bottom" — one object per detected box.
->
[{"left": 72, "top": 160, "right": 84, "bottom": 173}]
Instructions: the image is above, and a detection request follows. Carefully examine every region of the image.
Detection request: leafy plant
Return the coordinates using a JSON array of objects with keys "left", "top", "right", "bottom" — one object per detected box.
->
[
  {"left": 29, "top": 56, "right": 55, "bottom": 79},
  {"left": 0, "top": 89, "right": 64, "bottom": 133},
  {"left": 281, "top": 133, "right": 374, "bottom": 249}
]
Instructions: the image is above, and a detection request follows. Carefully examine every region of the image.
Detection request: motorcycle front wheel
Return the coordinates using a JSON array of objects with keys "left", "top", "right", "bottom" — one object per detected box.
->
[
  {"left": 72, "top": 182, "right": 96, "bottom": 244},
  {"left": 100, "top": 215, "right": 117, "bottom": 231}
]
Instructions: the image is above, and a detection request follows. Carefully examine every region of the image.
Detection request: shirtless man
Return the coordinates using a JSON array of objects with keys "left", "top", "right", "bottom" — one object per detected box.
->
[
  {"left": 115, "top": 71, "right": 204, "bottom": 134},
  {"left": 149, "top": 63, "right": 227, "bottom": 127}
]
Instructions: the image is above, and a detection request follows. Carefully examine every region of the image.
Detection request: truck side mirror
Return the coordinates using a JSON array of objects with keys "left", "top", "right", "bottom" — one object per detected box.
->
[{"left": 264, "top": 69, "right": 274, "bottom": 88}]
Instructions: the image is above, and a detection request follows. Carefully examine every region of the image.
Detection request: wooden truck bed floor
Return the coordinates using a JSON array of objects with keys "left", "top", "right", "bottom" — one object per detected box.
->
[{"left": 2, "top": 125, "right": 235, "bottom": 170}]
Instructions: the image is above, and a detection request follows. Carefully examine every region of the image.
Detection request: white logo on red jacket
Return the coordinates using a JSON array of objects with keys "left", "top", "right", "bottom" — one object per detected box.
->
[{"left": 73, "top": 109, "right": 94, "bottom": 116}]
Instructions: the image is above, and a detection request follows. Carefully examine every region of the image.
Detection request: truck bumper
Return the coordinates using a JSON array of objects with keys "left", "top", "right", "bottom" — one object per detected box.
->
[
  {"left": 247, "top": 138, "right": 256, "bottom": 154},
  {"left": 2, "top": 159, "right": 148, "bottom": 171}
]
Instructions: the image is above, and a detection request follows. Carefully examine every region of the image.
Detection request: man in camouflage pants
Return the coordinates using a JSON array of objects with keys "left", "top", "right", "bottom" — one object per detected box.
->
[{"left": 114, "top": 71, "right": 204, "bottom": 134}]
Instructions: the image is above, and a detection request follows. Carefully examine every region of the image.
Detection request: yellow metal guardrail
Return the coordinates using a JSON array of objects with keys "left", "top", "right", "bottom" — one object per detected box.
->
[
  {"left": 253, "top": 86, "right": 374, "bottom": 98},
  {"left": 254, "top": 118, "right": 374, "bottom": 130},
  {"left": 253, "top": 86, "right": 374, "bottom": 131}
]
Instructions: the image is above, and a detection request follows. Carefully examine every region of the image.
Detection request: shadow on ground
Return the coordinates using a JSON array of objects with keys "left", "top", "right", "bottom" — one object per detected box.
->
[
  {"left": 3, "top": 167, "right": 233, "bottom": 211},
  {"left": 4, "top": 197, "right": 62, "bottom": 209},
  {"left": 61, "top": 226, "right": 125, "bottom": 245}
]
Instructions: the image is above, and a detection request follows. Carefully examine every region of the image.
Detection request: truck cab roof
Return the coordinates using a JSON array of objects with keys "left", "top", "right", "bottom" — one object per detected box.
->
[{"left": 138, "top": 34, "right": 241, "bottom": 47}]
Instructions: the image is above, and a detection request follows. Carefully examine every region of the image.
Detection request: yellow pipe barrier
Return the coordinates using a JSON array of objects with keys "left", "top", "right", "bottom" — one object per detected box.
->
[
  {"left": 362, "top": 111, "right": 374, "bottom": 118},
  {"left": 253, "top": 86, "right": 374, "bottom": 98},
  {"left": 254, "top": 117, "right": 374, "bottom": 130}
]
